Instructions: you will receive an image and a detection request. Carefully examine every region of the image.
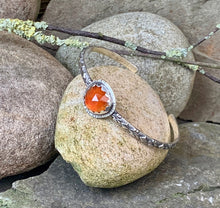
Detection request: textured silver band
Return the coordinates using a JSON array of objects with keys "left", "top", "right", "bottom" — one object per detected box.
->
[{"left": 79, "top": 46, "right": 179, "bottom": 149}]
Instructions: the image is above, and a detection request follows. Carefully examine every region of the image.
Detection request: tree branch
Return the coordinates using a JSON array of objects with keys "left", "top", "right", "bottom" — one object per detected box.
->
[
  {"left": 191, "top": 27, "right": 220, "bottom": 49},
  {"left": 46, "top": 24, "right": 220, "bottom": 84},
  {"left": 0, "top": 19, "right": 219, "bottom": 84},
  {"left": 202, "top": 71, "right": 220, "bottom": 84},
  {"left": 47, "top": 25, "right": 165, "bottom": 56},
  {"left": 113, "top": 50, "right": 220, "bottom": 70}
]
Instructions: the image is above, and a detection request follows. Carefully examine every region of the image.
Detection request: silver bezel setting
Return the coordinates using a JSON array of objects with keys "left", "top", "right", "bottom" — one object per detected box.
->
[{"left": 83, "top": 80, "right": 116, "bottom": 119}]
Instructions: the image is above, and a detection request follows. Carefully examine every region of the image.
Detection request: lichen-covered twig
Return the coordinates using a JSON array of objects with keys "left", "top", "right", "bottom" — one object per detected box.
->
[
  {"left": 191, "top": 25, "right": 220, "bottom": 49},
  {"left": 114, "top": 49, "right": 220, "bottom": 83},
  {"left": 0, "top": 18, "right": 219, "bottom": 84},
  {"left": 46, "top": 24, "right": 220, "bottom": 74},
  {"left": 0, "top": 18, "right": 89, "bottom": 49},
  {"left": 163, "top": 25, "right": 220, "bottom": 58},
  {"left": 113, "top": 50, "right": 220, "bottom": 70},
  {"left": 183, "top": 64, "right": 220, "bottom": 83},
  {"left": 203, "top": 71, "right": 220, "bottom": 84},
  {"left": 47, "top": 25, "right": 165, "bottom": 56},
  {"left": 47, "top": 24, "right": 220, "bottom": 60}
]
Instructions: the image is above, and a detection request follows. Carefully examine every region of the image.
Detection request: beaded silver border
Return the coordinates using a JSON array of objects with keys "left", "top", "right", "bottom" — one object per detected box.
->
[{"left": 83, "top": 80, "right": 116, "bottom": 119}]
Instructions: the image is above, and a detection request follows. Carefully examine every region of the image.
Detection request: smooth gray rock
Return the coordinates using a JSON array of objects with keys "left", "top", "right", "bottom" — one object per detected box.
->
[
  {"left": 42, "top": 0, "right": 219, "bottom": 43},
  {"left": 0, "top": 159, "right": 54, "bottom": 193},
  {"left": 56, "top": 12, "right": 195, "bottom": 117},
  {"left": 0, "top": 122, "right": 219, "bottom": 208},
  {"left": 43, "top": 0, "right": 220, "bottom": 122},
  {"left": 0, "top": 32, "right": 73, "bottom": 179},
  {"left": 0, "top": 0, "right": 41, "bottom": 20}
]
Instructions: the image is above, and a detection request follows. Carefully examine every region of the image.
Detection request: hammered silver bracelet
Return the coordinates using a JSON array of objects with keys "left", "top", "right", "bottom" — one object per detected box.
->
[{"left": 79, "top": 46, "right": 179, "bottom": 149}]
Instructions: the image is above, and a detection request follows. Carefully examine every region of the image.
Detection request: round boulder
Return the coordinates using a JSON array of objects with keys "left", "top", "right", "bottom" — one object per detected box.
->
[
  {"left": 0, "top": 31, "right": 73, "bottom": 179},
  {"left": 0, "top": 0, "right": 41, "bottom": 20},
  {"left": 56, "top": 12, "right": 195, "bottom": 116},
  {"left": 55, "top": 65, "right": 174, "bottom": 188}
]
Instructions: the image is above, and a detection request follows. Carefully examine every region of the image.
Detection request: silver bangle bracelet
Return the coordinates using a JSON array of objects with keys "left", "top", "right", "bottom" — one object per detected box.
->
[{"left": 79, "top": 46, "right": 179, "bottom": 149}]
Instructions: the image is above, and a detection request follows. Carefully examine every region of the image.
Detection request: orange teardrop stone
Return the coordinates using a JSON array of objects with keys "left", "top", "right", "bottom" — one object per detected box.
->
[{"left": 85, "top": 85, "right": 109, "bottom": 113}]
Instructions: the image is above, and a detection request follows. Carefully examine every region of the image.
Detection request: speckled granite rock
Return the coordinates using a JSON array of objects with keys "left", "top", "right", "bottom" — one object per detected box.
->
[
  {"left": 56, "top": 12, "right": 195, "bottom": 116},
  {"left": 41, "top": 0, "right": 216, "bottom": 33},
  {"left": 0, "top": 31, "right": 73, "bottom": 179},
  {"left": 0, "top": 122, "right": 219, "bottom": 207},
  {"left": 0, "top": 0, "right": 41, "bottom": 20},
  {"left": 55, "top": 65, "right": 172, "bottom": 188},
  {"left": 42, "top": 0, "right": 220, "bottom": 45},
  {"left": 44, "top": 0, "right": 220, "bottom": 122}
]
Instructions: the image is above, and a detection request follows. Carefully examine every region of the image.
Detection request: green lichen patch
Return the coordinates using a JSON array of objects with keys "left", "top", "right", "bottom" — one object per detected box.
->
[
  {"left": 198, "top": 69, "right": 205, "bottom": 74},
  {"left": 184, "top": 64, "right": 205, "bottom": 74},
  {"left": 0, "top": 18, "right": 89, "bottom": 49},
  {"left": 56, "top": 37, "right": 89, "bottom": 49},
  {"left": 125, "top": 41, "right": 137, "bottom": 51},
  {"left": 0, "top": 18, "right": 48, "bottom": 39},
  {"left": 204, "top": 31, "right": 215, "bottom": 40},
  {"left": 34, "top": 21, "right": 48, "bottom": 30},
  {"left": 0, "top": 188, "right": 42, "bottom": 208},
  {"left": 187, "top": 45, "right": 194, "bottom": 52},
  {"left": 184, "top": 64, "right": 199, "bottom": 72},
  {"left": 165, "top": 48, "right": 188, "bottom": 59},
  {"left": 0, "top": 198, "right": 12, "bottom": 208}
]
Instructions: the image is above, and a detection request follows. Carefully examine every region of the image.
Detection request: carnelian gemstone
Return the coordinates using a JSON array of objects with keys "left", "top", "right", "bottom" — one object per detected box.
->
[{"left": 85, "top": 85, "right": 109, "bottom": 113}]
